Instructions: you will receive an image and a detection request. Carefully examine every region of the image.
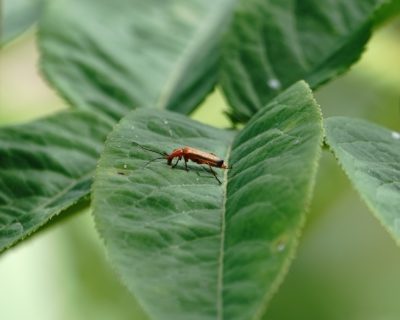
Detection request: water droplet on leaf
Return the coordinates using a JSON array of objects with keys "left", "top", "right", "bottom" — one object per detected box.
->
[
  {"left": 273, "top": 235, "right": 288, "bottom": 253},
  {"left": 267, "top": 78, "right": 281, "bottom": 90},
  {"left": 276, "top": 242, "right": 286, "bottom": 252},
  {"left": 391, "top": 131, "right": 400, "bottom": 139}
]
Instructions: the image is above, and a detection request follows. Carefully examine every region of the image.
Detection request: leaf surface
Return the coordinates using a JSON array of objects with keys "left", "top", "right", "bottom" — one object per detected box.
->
[
  {"left": 93, "top": 81, "right": 323, "bottom": 319},
  {"left": 0, "top": 111, "right": 112, "bottom": 252},
  {"left": 220, "top": 0, "right": 385, "bottom": 122},
  {"left": 39, "top": 0, "right": 236, "bottom": 119},
  {"left": 325, "top": 117, "right": 400, "bottom": 245}
]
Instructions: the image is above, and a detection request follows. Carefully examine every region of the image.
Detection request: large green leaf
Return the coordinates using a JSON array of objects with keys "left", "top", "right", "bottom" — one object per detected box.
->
[
  {"left": 1, "top": 0, "right": 44, "bottom": 46},
  {"left": 93, "top": 81, "right": 323, "bottom": 319},
  {"left": 325, "top": 117, "right": 400, "bottom": 245},
  {"left": 0, "top": 111, "right": 112, "bottom": 252},
  {"left": 220, "top": 0, "right": 386, "bottom": 123},
  {"left": 39, "top": 0, "right": 236, "bottom": 119}
]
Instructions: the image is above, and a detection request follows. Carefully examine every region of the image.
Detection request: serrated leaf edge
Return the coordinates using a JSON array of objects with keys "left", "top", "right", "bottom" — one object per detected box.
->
[{"left": 324, "top": 116, "right": 400, "bottom": 248}]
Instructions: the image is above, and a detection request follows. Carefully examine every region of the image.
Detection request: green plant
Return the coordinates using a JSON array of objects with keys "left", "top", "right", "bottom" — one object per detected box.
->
[{"left": 1, "top": 0, "right": 400, "bottom": 319}]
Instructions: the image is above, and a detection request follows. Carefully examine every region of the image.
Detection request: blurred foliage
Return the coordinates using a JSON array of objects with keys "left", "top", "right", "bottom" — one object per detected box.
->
[
  {"left": 220, "top": 0, "right": 383, "bottom": 123},
  {"left": 0, "top": 37, "right": 65, "bottom": 125},
  {"left": 1, "top": 0, "right": 44, "bottom": 46}
]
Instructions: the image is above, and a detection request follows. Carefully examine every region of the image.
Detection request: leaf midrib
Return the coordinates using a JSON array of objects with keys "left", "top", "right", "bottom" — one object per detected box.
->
[{"left": 216, "top": 144, "right": 232, "bottom": 320}]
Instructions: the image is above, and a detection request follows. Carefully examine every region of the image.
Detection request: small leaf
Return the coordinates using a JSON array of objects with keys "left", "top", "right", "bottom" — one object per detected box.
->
[
  {"left": 220, "top": 0, "right": 385, "bottom": 122},
  {"left": 1, "top": 0, "right": 44, "bottom": 46},
  {"left": 39, "top": 0, "right": 236, "bottom": 119},
  {"left": 325, "top": 117, "right": 400, "bottom": 245},
  {"left": 93, "top": 81, "right": 323, "bottom": 319},
  {"left": 0, "top": 111, "right": 112, "bottom": 252}
]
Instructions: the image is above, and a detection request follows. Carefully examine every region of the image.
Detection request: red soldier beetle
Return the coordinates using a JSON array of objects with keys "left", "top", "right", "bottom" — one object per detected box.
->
[{"left": 132, "top": 142, "right": 231, "bottom": 184}]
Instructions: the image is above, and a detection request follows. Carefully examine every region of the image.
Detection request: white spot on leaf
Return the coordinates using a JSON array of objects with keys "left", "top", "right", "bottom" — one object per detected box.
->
[
  {"left": 276, "top": 242, "right": 286, "bottom": 252},
  {"left": 391, "top": 131, "right": 400, "bottom": 139},
  {"left": 267, "top": 78, "right": 281, "bottom": 90},
  {"left": 273, "top": 236, "right": 288, "bottom": 253}
]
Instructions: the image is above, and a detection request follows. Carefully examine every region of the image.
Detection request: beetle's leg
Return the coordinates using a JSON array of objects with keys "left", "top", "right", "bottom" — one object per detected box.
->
[
  {"left": 197, "top": 166, "right": 221, "bottom": 184},
  {"left": 208, "top": 165, "right": 222, "bottom": 184},
  {"left": 184, "top": 158, "right": 189, "bottom": 171},
  {"left": 172, "top": 156, "right": 181, "bottom": 168}
]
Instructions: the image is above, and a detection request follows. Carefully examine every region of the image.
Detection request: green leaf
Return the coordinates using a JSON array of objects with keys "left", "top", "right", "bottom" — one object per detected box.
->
[
  {"left": 39, "top": 0, "right": 236, "bottom": 119},
  {"left": 0, "top": 111, "right": 112, "bottom": 253},
  {"left": 1, "top": 0, "right": 44, "bottom": 46},
  {"left": 93, "top": 81, "right": 323, "bottom": 319},
  {"left": 220, "top": 0, "right": 385, "bottom": 123},
  {"left": 325, "top": 117, "right": 400, "bottom": 245},
  {"left": 374, "top": 0, "right": 400, "bottom": 26}
]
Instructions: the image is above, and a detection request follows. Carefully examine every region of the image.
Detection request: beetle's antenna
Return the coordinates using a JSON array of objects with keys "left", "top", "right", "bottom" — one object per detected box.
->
[
  {"left": 142, "top": 157, "right": 165, "bottom": 168},
  {"left": 132, "top": 141, "right": 168, "bottom": 157}
]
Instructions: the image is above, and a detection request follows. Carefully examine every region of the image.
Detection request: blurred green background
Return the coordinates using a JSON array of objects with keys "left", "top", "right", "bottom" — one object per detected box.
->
[{"left": 0, "top": 16, "right": 400, "bottom": 320}]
